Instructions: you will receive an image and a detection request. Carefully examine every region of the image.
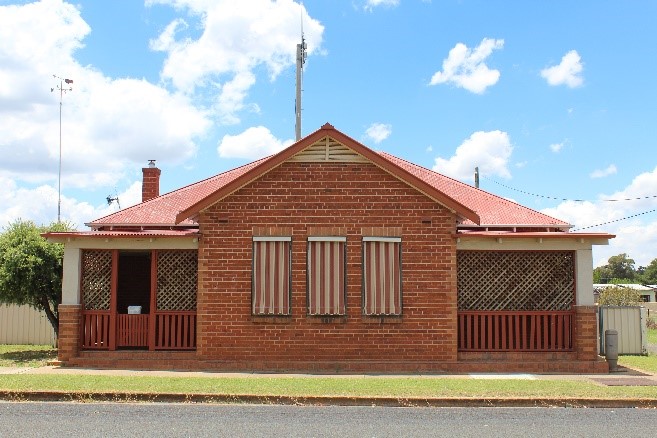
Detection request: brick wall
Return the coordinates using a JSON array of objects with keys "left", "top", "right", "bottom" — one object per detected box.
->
[
  {"left": 57, "top": 304, "right": 81, "bottom": 363},
  {"left": 197, "top": 162, "right": 458, "bottom": 369}
]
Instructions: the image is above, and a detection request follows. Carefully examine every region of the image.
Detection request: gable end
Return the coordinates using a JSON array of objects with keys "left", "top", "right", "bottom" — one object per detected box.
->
[{"left": 289, "top": 136, "right": 368, "bottom": 163}]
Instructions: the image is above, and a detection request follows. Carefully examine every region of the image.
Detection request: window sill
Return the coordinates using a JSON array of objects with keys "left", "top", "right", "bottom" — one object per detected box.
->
[
  {"left": 251, "top": 315, "right": 292, "bottom": 324},
  {"left": 306, "top": 315, "right": 348, "bottom": 324},
  {"left": 362, "top": 315, "right": 403, "bottom": 324}
]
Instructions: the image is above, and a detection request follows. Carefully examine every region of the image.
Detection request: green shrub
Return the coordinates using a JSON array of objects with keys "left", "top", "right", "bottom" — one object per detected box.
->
[{"left": 597, "top": 286, "right": 642, "bottom": 306}]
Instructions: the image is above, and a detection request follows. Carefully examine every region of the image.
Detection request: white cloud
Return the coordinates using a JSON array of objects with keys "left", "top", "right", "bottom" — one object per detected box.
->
[
  {"left": 429, "top": 38, "right": 504, "bottom": 94},
  {"left": 433, "top": 130, "right": 513, "bottom": 181},
  {"left": 218, "top": 126, "right": 294, "bottom": 160},
  {"left": 549, "top": 142, "right": 564, "bottom": 153},
  {"left": 148, "top": 0, "right": 324, "bottom": 124},
  {"left": 216, "top": 72, "right": 256, "bottom": 125},
  {"left": 364, "top": 0, "right": 400, "bottom": 11},
  {"left": 590, "top": 164, "right": 617, "bottom": 179},
  {"left": 541, "top": 50, "right": 584, "bottom": 88},
  {"left": 0, "top": 175, "right": 141, "bottom": 229},
  {"left": 365, "top": 123, "right": 392, "bottom": 144},
  {"left": 542, "top": 166, "right": 657, "bottom": 267},
  {"left": 0, "top": 0, "right": 216, "bottom": 231},
  {"left": 0, "top": 0, "right": 211, "bottom": 191}
]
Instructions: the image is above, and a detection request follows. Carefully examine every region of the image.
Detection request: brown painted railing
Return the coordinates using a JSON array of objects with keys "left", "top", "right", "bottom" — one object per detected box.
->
[
  {"left": 458, "top": 311, "right": 574, "bottom": 352},
  {"left": 117, "top": 314, "right": 149, "bottom": 347},
  {"left": 81, "top": 310, "right": 196, "bottom": 350},
  {"left": 81, "top": 311, "right": 111, "bottom": 349},
  {"left": 154, "top": 311, "right": 196, "bottom": 350}
]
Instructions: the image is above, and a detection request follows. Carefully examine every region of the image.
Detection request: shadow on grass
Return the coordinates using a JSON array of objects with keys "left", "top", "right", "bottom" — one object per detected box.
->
[{"left": 0, "top": 348, "right": 57, "bottom": 367}]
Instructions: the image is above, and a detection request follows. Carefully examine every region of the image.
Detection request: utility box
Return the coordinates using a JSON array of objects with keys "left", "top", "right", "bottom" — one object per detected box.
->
[{"left": 604, "top": 329, "right": 619, "bottom": 371}]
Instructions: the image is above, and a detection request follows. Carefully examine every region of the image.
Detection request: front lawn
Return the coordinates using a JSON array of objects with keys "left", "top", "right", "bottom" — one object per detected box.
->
[
  {"left": 0, "top": 345, "right": 57, "bottom": 367},
  {"left": 619, "top": 353, "right": 657, "bottom": 373},
  {"left": 618, "top": 327, "right": 657, "bottom": 373},
  {"left": 0, "top": 374, "right": 656, "bottom": 400}
]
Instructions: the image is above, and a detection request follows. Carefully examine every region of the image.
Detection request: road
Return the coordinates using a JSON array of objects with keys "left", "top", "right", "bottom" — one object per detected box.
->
[{"left": 0, "top": 402, "right": 655, "bottom": 437}]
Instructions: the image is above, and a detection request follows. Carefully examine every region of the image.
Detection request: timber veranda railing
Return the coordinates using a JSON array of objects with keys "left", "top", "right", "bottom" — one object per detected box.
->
[
  {"left": 457, "top": 250, "right": 576, "bottom": 352},
  {"left": 82, "top": 312, "right": 196, "bottom": 350},
  {"left": 80, "top": 249, "right": 197, "bottom": 350}
]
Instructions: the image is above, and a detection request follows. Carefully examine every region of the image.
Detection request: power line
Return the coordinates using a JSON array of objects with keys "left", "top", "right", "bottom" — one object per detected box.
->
[
  {"left": 479, "top": 175, "right": 657, "bottom": 231},
  {"left": 481, "top": 175, "right": 657, "bottom": 203},
  {"left": 571, "top": 208, "right": 657, "bottom": 231}
]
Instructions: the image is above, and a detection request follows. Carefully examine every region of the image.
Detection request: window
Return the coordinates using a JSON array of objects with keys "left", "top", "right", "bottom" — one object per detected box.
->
[
  {"left": 307, "top": 237, "right": 346, "bottom": 315},
  {"left": 362, "top": 237, "right": 402, "bottom": 315},
  {"left": 252, "top": 237, "right": 291, "bottom": 315}
]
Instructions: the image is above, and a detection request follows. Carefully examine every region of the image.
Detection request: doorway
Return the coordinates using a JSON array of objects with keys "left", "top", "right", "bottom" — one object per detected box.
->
[
  {"left": 116, "top": 251, "right": 151, "bottom": 348},
  {"left": 117, "top": 251, "right": 151, "bottom": 314}
]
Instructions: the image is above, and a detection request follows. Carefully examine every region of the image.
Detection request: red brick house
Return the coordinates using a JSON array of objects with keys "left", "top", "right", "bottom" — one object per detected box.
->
[{"left": 46, "top": 123, "right": 613, "bottom": 373}]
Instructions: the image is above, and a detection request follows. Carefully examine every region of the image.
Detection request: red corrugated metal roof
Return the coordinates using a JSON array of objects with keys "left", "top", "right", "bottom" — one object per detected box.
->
[
  {"left": 87, "top": 124, "right": 569, "bottom": 230},
  {"left": 173, "top": 124, "right": 480, "bottom": 225},
  {"left": 456, "top": 230, "right": 615, "bottom": 239},
  {"left": 379, "top": 152, "right": 570, "bottom": 228}
]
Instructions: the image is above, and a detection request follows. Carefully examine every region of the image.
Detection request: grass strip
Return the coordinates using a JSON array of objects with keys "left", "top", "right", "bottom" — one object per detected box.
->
[{"left": 0, "top": 374, "right": 656, "bottom": 399}]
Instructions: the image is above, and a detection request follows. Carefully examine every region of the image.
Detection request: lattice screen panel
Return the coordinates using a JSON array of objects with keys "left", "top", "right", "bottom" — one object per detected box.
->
[
  {"left": 157, "top": 251, "right": 197, "bottom": 311},
  {"left": 457, "top": 251, "right": 575, "bottom": 311},
  {"left": 81, "top": 250, "right": 112, "bottom": 310}
]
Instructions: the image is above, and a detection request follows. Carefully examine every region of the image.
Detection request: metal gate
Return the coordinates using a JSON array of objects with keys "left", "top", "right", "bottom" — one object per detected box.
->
[{"left": 599, "top": 306, "right": 647, "bottom": 355}]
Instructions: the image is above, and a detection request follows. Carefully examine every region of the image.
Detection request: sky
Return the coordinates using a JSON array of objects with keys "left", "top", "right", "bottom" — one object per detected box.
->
[{"left": 1, "top": 0, "right": 657, "bottom": 268}]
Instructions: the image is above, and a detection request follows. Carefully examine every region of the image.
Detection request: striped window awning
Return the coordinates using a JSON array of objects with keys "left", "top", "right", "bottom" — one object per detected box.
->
[
  {"left": 307, "top": 237, "right": 346, "bottom": 315},
  {"left": 363, "top": 237, "right": 402, "bottom": 315},
  {"left": 252, "top": 237, "right": 291, "bottom": 315}
]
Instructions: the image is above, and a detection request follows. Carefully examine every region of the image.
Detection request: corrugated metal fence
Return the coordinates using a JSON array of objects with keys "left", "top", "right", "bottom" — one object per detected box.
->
[
  {"left": 0, "top": 304, "right": 56, "bottom": 345},
  {"left": 599, "top": 306, "right": 647, "bottom": 355}
]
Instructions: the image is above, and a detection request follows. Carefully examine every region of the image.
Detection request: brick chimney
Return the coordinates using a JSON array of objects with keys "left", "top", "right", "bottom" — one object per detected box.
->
[{"left": 142, "top": 159, "right": 161, "bottom": 202}]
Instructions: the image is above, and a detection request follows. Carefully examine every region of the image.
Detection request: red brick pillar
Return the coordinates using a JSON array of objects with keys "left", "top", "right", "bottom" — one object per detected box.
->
[
  {"left": 58, "top": 304, "right": 81, "bottom": 363},
  {"left": 574, "top": 305, "right": 600, "bottom": 361}
]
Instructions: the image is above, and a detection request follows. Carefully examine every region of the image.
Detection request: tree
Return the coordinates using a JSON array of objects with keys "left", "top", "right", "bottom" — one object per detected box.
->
[
  {"left": 597, "top": 285, "right": 642, "bottom": 306},
  {"left": 593, "top": 253, "right": 636, "bottom": 283},
  {"left": 0, "top": 220, "right": 71, "bottom": 336},
  {"left": 639, "top": 258, "right": 657, "bottom": 285}
]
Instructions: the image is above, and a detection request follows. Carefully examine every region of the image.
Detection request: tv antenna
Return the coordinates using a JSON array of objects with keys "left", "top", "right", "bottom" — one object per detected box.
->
[
  {"left": 51, "top": 74, "right": 73, "bottom": 223},
  {"left": 294, "top": 5, "right": 307, "bottom": 141},
  {"left": 106, "top": 194, "right": 121, "bottom": 210}
]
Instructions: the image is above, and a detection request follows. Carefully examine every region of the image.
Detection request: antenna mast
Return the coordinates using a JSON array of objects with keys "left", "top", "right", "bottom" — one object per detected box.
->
[
  {"left": 295, "top": 9, "right": 307, "bottom": 141},
  {"left": 51, "top": 74, "right": 73, "bottom": 223}
]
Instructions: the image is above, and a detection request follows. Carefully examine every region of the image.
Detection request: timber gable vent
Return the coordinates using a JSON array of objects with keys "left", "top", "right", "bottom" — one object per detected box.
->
[{"left": 290, "top": 136, "right": 368, "bottom": 163}]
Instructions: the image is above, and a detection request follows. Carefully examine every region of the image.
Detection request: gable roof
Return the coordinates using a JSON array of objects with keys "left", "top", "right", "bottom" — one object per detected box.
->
[
  {"left": 173, "top": 123, "right": 480, "bottom": 225},
  {"left": 89, "top": 123, "right": 569, "bottom": 231}
]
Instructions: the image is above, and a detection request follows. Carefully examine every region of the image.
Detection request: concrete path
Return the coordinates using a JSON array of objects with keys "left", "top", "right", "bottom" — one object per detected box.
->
[{"left": 1, "top": 363, "right": 656, "bottom": 383}]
